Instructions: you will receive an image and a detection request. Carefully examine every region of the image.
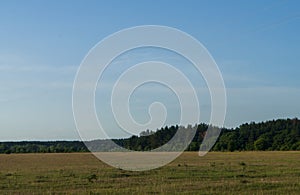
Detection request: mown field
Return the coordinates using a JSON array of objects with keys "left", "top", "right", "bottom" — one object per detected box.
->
[{"left": 0, "top": 152, "right": 299, "bottom": 194}]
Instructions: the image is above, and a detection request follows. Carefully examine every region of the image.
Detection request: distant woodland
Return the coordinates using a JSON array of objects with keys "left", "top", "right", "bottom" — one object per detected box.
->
[{"left": 1, "top": 118, "right": 299, "bottom": 154}]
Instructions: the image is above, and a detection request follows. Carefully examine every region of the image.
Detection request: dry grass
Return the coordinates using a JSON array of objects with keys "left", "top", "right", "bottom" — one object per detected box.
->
[{"left": 0, "top": 151, "right": 299, "bottom": 194}]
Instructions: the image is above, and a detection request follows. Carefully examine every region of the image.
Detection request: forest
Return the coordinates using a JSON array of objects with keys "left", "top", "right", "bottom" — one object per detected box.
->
[{"left": 1, "top": 118, "right": 299, "bottom": 154}]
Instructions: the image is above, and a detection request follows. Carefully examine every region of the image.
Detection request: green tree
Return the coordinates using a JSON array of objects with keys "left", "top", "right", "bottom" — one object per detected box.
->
[{"left": 254, "top": 136, "right": 270, "bottom": 150}]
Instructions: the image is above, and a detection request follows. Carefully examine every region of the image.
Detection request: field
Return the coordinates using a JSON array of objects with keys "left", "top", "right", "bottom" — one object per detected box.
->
[{"left": 0, "top": 152, "right": 299, "bottom": 194}]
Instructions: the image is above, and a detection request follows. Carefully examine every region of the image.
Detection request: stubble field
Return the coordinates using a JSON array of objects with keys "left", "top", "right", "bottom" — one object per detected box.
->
[{"left": 0, "top": 151, "right": 299, "bottom": 194}]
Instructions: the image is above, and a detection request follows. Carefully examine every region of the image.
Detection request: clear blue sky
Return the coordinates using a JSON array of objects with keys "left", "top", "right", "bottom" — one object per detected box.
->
[{"left": 0, "top": 0, "right": 300, "bottom": 141}]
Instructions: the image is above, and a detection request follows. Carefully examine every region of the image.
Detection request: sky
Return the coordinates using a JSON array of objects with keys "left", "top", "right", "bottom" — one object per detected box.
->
[{"left": 0, "top": 0, "right": 300, "bottom": 141}]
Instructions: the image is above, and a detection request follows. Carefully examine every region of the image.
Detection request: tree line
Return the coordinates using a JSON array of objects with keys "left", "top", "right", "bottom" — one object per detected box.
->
[{"left": 0, "top": 118, "right": 299, "bottom": 154}]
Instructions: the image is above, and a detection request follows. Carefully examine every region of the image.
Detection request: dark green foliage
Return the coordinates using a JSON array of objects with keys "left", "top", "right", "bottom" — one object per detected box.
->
[
  {"left": 212, "top": 118, "right": 300, "bottom": 151},
  {"left": 0, "top": 118, "right": 299, "bottom": 153},
  {"left": 0, "top": 141, "right": 88, "bottom": 154}
]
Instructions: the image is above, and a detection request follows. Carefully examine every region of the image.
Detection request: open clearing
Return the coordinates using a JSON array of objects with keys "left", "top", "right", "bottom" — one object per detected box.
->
[{"left": 0, "top": 151, "right": 299, "bottom": 194}]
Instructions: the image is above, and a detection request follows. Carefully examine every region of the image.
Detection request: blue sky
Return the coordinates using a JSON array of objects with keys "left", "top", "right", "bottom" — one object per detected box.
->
[{"left": 0, "top": 0, "right": 300, "bottom": 141}]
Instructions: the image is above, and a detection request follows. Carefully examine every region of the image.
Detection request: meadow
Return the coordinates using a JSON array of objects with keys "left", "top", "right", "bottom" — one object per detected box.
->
[{"left": 0, "top": 152, "right": 299, "bottom": 194}]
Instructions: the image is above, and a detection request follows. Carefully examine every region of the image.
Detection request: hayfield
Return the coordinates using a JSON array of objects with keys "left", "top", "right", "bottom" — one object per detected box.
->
[{"left": 0, "top": 152, "right": 299, "bottom": 194}]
